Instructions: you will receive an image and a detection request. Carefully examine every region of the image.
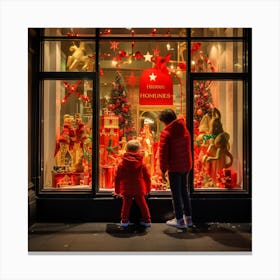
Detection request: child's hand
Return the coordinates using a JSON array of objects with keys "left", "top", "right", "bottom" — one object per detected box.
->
[
  {"left": 112, "top": 191, "right": 118, "bottom": 198},
  {"left": 112, "top": 191, "right": 122, "bottom": 199},
  {"left": 161, "top": 171, "right": 167, "bottom": 183}
]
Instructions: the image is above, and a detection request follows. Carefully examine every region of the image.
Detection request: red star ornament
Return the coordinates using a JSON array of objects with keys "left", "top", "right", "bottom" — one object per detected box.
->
[
  {"left": 110, "top": 41, "right": 119, "bottom": 51},
  {"left": 125, "top": 72, "right": 138, "bottom": 88}
]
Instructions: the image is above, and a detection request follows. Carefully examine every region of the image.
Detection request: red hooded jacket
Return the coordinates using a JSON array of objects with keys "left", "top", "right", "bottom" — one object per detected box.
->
[
  {"left": 159, "top": 118, "right": 193, "bottom": 173},
  {"left": 114, "top": 152, "right": 151, "bottom": 196}
]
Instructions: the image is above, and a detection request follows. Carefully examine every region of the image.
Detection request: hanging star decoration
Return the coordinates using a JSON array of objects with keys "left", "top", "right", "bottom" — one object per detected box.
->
[
  {"left": 125, "top": 72, "right": 138, "bottom": 89},
  {"left": 110, "top": 41, "right": 119, "bottom": 52},
  {"left": 61, "top": 80, "right": 89, "bottom": 104},
  {"left": 144, "top": 51, "right": 153, "bottom": 62}
]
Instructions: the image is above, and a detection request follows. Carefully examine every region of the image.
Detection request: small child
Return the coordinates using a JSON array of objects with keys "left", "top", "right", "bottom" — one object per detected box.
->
[{"left": 114, "top": 139, "right": 151, "bottom": 227}]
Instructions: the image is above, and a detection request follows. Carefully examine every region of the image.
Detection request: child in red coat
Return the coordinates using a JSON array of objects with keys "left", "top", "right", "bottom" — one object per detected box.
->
[{"left": 114, "top": 140, "right": 152, "bottom": 227}]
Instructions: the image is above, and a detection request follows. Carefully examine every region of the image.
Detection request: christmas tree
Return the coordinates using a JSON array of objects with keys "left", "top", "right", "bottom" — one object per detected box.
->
[
  {"left": 191, "top": 43, "right": 215, "bottom": 126},
  {"left": 193, "top": 80, "right": 213, "bottom": 124},
  {"left": 108, "top": 71, "right": 136, "bottom": 140}
]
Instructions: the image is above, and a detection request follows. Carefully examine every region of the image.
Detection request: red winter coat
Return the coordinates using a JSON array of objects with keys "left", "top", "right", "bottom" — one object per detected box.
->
[
  {"left": 115, "top": 152, "right": 151, "bottom": 196},
  {"left": 159, "top": 118, "right": 193, "bottom": 173}
]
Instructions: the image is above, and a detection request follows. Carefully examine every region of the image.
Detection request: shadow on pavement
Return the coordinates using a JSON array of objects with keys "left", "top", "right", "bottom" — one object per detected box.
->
[
  {"left": 106, "top": 223, "right": 148, "bottom": 238},
  {"left": 163, "top": 223, "right": 252, "bottom": 250}
]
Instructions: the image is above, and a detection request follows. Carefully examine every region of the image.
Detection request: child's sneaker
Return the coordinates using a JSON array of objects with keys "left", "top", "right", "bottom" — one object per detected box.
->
[
  {"left": 166, "top": 218, "right": 186, "bottom": 229},
  {"left": 140, "top": 221, "right": 152, "bottom": 227},
  {"left": 120, "top": 220, "right": 133, "bottom": 227}
]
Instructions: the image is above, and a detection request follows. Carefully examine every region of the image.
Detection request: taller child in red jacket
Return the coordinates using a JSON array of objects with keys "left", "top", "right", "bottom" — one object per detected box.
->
[
  {"left": 114, "top": 140, "right": 152, "bottom": 227},
  {"left": 159, "top": 109, "right": 193, "bottom": 229}
]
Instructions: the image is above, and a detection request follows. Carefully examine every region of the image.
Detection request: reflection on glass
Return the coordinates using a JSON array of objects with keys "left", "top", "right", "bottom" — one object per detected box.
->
[
  {"left": 43, "top": 80, "right": 93, "bottom": 190},
  {"left": 193, "top": 80, "right": 243, "bottom": 190}
]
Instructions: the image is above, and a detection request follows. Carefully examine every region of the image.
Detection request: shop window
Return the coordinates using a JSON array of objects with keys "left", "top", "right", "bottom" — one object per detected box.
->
[
  {"left": 191, "top": 41, "right": 244, "bottom": 72},
  {"left": 98, "top": 39, "right": 187, "bottom": 192},
  {"left": 42, "top": 80, "right": 93, "bottom": 190},
  {"left": 193, "top": 80, "right": 244, "bottom": 190},
  {"left": 37, "top": 28, "right": 250, "bottom": 194},
  {"left": 43, "top": 40, "right": 95, "bottom": 72}
]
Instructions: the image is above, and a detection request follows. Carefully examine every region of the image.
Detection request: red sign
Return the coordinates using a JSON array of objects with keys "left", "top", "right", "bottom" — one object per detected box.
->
[{"left": 139, "top": 68, "right": 173, "bottom": 105}]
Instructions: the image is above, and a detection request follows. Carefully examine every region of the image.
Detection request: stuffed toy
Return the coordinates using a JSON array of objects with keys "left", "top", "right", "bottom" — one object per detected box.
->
[
  {"left": 67, "top": 42, "right": 92, "bottom": 71},
  {"left": 54, "top": 114, "right": 75, "bottom": 167},
  {"left": 208, "top": 107, "right": 224, "bottom": 136},
  {"left": 202, "top": 132, "right": 233, "bottom": 182}
]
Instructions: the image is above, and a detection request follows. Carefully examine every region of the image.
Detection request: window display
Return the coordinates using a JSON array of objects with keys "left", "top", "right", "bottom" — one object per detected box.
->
[
  {"left": 43, "top": 80, "right": 93, "bottom": 190},
  {"left": 98, "top": 39, "right": 187, "bottom": 191},
  {"left": 43, "top": 40, "right": 95, "bottom": 72},
  {"left": 39, "top": 28, "right": 249, "bottom": 193},
  {"left": 193, "top": 80, "right": 243, "bottom": 189},
  {"left": 191, "top": 41, "right": 244, "bottom": 72}
]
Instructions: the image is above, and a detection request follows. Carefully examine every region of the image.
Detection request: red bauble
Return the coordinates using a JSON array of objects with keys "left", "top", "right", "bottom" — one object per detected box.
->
[
  {"left": 119, "top": 115, "right": 124, "bottom": 123},
  {"left": 196, "top": 100, "right": 204, "bottom": 107},
  {"left": 109, "top": 104, "right": 115, "bottom": 111},
  {"left": 197, "top": 108, "right": 203, "bottom": 115}
]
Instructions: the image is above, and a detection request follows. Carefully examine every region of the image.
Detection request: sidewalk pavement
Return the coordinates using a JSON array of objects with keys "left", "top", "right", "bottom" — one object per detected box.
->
[{"left": 28, "top": 222, "right": 251, "bottom": 253}]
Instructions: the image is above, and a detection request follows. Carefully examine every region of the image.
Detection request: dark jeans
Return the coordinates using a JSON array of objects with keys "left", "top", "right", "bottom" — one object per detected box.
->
[{"left": 168, "top": 171, "right": 192, "bottom": 220}]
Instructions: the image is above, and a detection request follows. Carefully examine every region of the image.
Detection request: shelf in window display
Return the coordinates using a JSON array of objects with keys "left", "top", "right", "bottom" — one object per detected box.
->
[
  {"left": 52, "top": 172, "right": 90, "bottom": 188},
  {"left": 59, "top": 184, "right": 91, "bottom": 189}
]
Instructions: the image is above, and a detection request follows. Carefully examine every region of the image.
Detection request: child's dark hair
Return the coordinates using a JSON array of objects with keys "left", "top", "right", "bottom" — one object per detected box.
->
[{"left": 159, "top": 109, "right": 177, "bottom": 125}]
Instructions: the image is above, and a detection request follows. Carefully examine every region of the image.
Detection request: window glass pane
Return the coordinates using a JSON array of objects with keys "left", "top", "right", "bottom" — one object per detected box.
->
[
  {"left": 193, "top": 80, "right": 243, "bottom": 190},
  {"left": 191, "top": 28, "right": 243, "bottom": 37},
  {"left": 43, "top": 40, "right": 95, "bottom": 72},
  {"left": 44, "top": 28, "right": 96, "bottom": 37},
  {"left": 99, "top": 28, "right": 186, "bottom": 37},
  {"left": 191, "top": 41, "right": 243, "bottom": 72},
  {"left": 42, "top": 80, "right": 93, "bottom": 190},
  {"left": 98, "top": 40, "right": 187, "bottom": 192}
]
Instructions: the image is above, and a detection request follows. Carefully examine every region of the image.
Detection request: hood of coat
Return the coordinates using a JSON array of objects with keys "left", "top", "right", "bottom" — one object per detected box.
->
[
  {"left": 121, "top": 152, "right": 143, "bottom": 169},
  {"left": 164, "top": 118, "right": 187, "bottom": 137}
]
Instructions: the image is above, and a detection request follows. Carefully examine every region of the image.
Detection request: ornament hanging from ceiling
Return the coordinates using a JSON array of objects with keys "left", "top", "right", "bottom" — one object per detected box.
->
[{"left": 61, "top": 80, "right": 89, "bottom": 104}]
